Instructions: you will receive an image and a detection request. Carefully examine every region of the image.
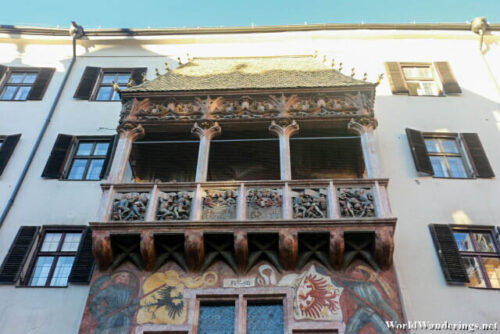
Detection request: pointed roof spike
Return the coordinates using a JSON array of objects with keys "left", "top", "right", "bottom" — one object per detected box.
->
[
  {"left": 351, "top": 68, "right": 356, "bottom": 77},
  {"left": 313, "top": 50, "right": 318, "bottom": 58},
  {"left": 165, "top": 62, "right": 170, "bottom": 72},
  {"left": 322, "top": 55, "right": 328, "bottom": 63},
  {"left": 155, "top": 68, "right": 160, "bottom": 77},
  {"left": 339, "top": 62, "right": 343, "bottom": 72},
  {"left": 376, "top": 73, "right": 384, "bottom": 86},
  {"left": 363, "top": 73, "right": 368, "bottom": 81},
  {"left": 177, "top": 57, "right": 182, "bottom": 65},
  {"left": 331, "top": 59, "right": 335, "bottom": 68}
]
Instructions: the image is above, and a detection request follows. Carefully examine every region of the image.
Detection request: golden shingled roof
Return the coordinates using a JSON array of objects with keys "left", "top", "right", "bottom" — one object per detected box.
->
[{"left": 125, "top": 56, "right": 373, "bottom": 92}]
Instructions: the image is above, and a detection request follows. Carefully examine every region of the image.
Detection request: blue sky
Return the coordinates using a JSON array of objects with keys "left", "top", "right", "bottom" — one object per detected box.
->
[{"left": 1, "top": 0, "right": 499, "bottom": 29}]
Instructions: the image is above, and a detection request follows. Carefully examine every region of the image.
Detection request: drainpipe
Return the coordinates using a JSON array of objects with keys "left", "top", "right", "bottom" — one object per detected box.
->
[{"left": 0, "top": 22, "right": 84, "bottom": 228}]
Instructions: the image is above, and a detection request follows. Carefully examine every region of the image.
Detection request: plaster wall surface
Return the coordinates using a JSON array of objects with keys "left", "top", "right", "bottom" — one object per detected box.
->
[{"left": 0, "top": 29, "right": 499, "bottom": 333}]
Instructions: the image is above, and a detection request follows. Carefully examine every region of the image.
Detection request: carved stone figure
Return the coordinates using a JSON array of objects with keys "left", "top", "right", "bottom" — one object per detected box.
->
[
  {"left": 112, "top": 192, "right": 149, "bottom": 221},
  {"left": 292, "top": 188, "right": 328, "bottom": 219},
  {"left": 202, "top": 189, "right": 238, "bottom": 220},
  {"left": 156, "top": 191, "right": 193, "bottom": 221},
  {"left": 337, "top": 187, "right": 375, "bottom": 217},
  {"left": 246, "top": 188, "right": 282, "bottom": 219}
]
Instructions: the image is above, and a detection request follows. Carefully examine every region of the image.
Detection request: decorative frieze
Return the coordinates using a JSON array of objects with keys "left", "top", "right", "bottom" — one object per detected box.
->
[
  {"left": 246, "top": 188, "right": 282, "bottom": 219},
  {"left": 156, "top": 191, "right": 193, "bottom": 221},
  {"left": 202, "top": 189, "right": 238, "bottom": 220},
  {"left": 121, "top": 93, "right": 365, "bottom": 123},
  {"left": 292, "top": 188, "right": 328, "bottom": 219},
  {"left": 337, "top": 187, "right": 375, "bottom": 217},
  {"left": 111, "top": 192, "right": 150, "bottom": 221}
]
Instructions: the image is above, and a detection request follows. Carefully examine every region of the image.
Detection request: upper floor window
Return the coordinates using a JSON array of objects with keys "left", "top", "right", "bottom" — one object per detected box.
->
[
  {"left": 67, "top": 140, "right": 111, "bottom": 180},
  {"left": 0, "top": 226, "right": 94, "bottom": 286},
  {"left": 73, "top": 67, "right": 147, "bottom": 101},
  {"left": 0, "top": 66, "right": 55, "bottom": 101},
  {"left": 401, "top": 66, "right": 440, "bottom": 96},
  {"left": 406, "top": 129, "right": 494, "bottom": 179},
  {"left": 41, "top": 134, "right": 116, "bottom": 181},
  {"left": 29, "top": 230, "right": 82, "bottom": 287},
  {"left": 385, "top": 62, "right": 461, "bottom": 96}
]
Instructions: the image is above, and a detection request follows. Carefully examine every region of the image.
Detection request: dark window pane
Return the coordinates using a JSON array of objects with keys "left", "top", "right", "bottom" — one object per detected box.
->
[
  {"left": 68, "top": 159, "right": 88, "bottom": 180},
  {"left": 77, "top": 143, "right": 93, "bottom": 156},
  {"left": 86, "top": 159, "right": 104, "bottom": 180},
  {"left": 463, "top": 256, "right": 486, "bottom": 288},
  {"left": 101, "top": 74, "right": 115, "bottom": 84},
  {"left": 8, "top": 73, "right": 24, "bottom": 83},
  {"left": 30, "top": 256, "right": 54, "bottom": 286},
  {"left": 198, "top": 303, "right": 235, "bottom": 334},
  {"left": 15, "top": 86, "right": 31, "bottom": 100},
  {"left": 61, "top": 233, "right": 82, "bottom": 252},
  {"left": 41, "top": 233, "right": 62, "bottom": 252},
  {"left": 473, "top": 233, "right": 496, "bottom": 252},
  {"left": 247, "top": 302, "right": 283, "bottom": 334},
  {"left": 96, "top": 86, "right": 113, "bottom": 100},
  {"left": 1, "top": 86, "right": 17, "bottom": 100},
  {"left": 23, "top": 73, "right": 38, "bottom": 84},
  {"left": 453, "top": 232, "right": 473, "bottom": 251},
  {"left": 117, "top": 74, "right": 130, "bottom": 84},
  {"left": 482, "top": 258, "right": 500, "bottom": 288},
  {"left": 94, "top": 143, "right": 109, "bottom": 156},
  {"left": 50, "top": 256, "right": 75, "bottom": 286}
]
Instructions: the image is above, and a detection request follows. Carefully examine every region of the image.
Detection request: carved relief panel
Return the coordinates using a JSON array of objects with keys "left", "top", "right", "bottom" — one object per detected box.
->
[
  {"left": 111, "top": 192, "right": 150, "bottom": 221},
  {"left": 292, "top": 188, "right": 328, "bottom": 219},
  {"left": 202, "top": 189, "right": 238, "bottom": 220},
  {"left": 156, "top": 191, "right": 194, "bottom": 221},
  {"left": 337, "top": 187, "right": 375, "bottom": 217},
  {"left": 246, "top": 188, "right": 282, "bottom": 219}
]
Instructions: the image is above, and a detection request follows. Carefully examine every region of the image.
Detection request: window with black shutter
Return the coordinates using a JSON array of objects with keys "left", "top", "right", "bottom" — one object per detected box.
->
[
  {"left": 0, "top": 133, "right": 21, "bottom": 176},
  {"left": 74, "top": 67, "right": 147, "bottom": 101},
  {"left": 68, "top": 227, "right": 95, "bottom": 283},
  {"left": 406, "top": 129, "right": 494, "bottom": 179},
  {"left": 0, "top": 67, "right": 55, "bottom": 101},
  {"left": 42, "top": 135, "right": 116, "bottom": 180},
  {"left": 385, "top": 62, "right": 461, "bottom": 96},
  {"left": 431, "top": 224, "right": 500, "bottom": 289}
]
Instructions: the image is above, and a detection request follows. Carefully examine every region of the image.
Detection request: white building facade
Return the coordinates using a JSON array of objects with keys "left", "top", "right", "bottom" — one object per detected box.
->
[{"left": 0, "top": 20, "right": 499, "bottom": 333}]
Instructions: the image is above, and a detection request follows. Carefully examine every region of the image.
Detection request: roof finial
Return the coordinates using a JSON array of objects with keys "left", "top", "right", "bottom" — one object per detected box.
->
[
  {"left": 112, "top": 81, "right": 120, "bottom": 92},
  {"left": 351, "top": 68, "right": 356, "bottom": 77},
  {"left": 363, "top": 73, "right": 368, "bottom": 81},
  {"left": 338, "top": 62, "right": 343, "bottom": 72},
  {"left": 186, "top": 53, "right": 192, "bottom": 61},
  {"left": 177, "top": 57, "right": 182, "bottom": 65},
  {"left": 322, "top": 55, "right": 328, "bottom": 63},
  {"left": 127, "top": 78, "right": 134, "bottom": 87},
  {"left": 165, "top": 62, "right": 170, "bottom": 72},
  {"left": 331, "top": 59, "right": 335, "bottom": 68},
  {"left": 142, "top": 72, "right": 148, "bottom": 82},
  {"left": 376, "top": 73, "right": 384, "bottom": 86},
  {"left": 155, "top": 68, "right": 161, "bottom": 77},
  {"left": 314, "top": 50, "right": 318, "bottom": 58}
]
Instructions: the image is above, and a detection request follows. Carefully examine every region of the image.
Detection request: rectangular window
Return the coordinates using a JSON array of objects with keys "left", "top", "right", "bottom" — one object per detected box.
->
[
  {"left": 453, "top": 229, "right": 500, "bottom": 289},
  {"left": 424, "top": 136, "right": 469, "bottom": 178},
  {"left": 401, "top": 66, "right": 440, "bottom": 96},
  {"left": 1, "top": 71, "right": 38, "bottom": 101},
  {"left": 29, "top": 230, "right": 83, "bottom": 287},
  {"left": 67, "top": 140, "right": 111, "bottom": 180},
  {"left": 198, "top": 302, "right": 235, "bottom": 334},
  {"left": 247, "top": 301, "right": 283, "bottom": 334},
  {"left": 95, "top": 72, "right": 131, "bottom": 101}
]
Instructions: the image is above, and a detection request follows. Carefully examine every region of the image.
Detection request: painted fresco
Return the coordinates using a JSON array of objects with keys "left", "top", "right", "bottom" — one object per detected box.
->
[{"left": 79, "top": 260, "right": 404, "bottom": 334}]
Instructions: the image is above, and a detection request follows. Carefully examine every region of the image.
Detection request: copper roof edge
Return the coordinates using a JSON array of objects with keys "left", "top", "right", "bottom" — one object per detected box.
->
[{"left": 1, "top": 22, "right": 500, "bottom": 37}]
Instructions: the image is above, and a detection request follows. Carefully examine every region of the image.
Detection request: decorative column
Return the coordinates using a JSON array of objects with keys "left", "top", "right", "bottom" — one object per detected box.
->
[
  {"left": 185, "top": 230, "right": 204, "bottom": 272},
  {"left": 234, "top": 231, "right": 248, "bottom": 273},
  {"left": 348, "top": 118, "right": 381, "bottom": 178},
  {"left": 330, "top": 230, "right": 344, "bottom": 270},
  {"left": 140, "top": 231, "right": 156, "bottom": 271},
  {"left": 279, "top": 230, "right": 298, "bottom": 270},
  {"left": 191, "top": 120, "right": 221, "bottom": 182},
  {"left": 108, "top": 122, "right": 145, "bottom": 183},
  {"left": 269, "top": 118, "right": 299, "bottom": 181}
]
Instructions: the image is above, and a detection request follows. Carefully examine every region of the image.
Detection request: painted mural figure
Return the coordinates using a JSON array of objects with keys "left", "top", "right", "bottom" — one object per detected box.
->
[
  {"left": 342, "top": 266, "right": 401, "bottom": 334},
  {"left": 88, "top": 271, "right": 139, "bottom": 334}
]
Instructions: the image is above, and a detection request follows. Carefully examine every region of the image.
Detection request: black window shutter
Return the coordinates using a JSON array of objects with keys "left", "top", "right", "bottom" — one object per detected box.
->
[
  {"left": 461, "top": 133, "right": 494, "bottom": 178},
  {"left": 41, "top": 134, "right": 74, "bottom": 178},
  {"left": 405, "top": 128, "right": 433, "bottom": 175},
  {"left": 434, "top": 62, "right": 462, "bottom": 94},
  {"left": 130, "top": 67, "right": 147, "bottom": 86},
  {"left": 0, "top": 134, "right": 21, "bottom": 176},
  {"left": 0, "top": 65, "right": 7, "bottom": 83},
  {"left": 0, "top": 226, "right": 40, "bottom": 284},
  {"left": 429, "top": 224, "right": 469, "bottom": 284},
  {"left": 73, "top": 67, "right": 100, "bottom": 99},
  {"left": 100, "top": 135, "right": 118, "bottom": 179},
  {"left": 384, "top": 62, "right": 409, "bottom": 95},
  {"left": 68, "top": 227, "right": 95, "bottom": 284},
  {"left": 27, "top": 68, "right": 55, "bottom": 100}
]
